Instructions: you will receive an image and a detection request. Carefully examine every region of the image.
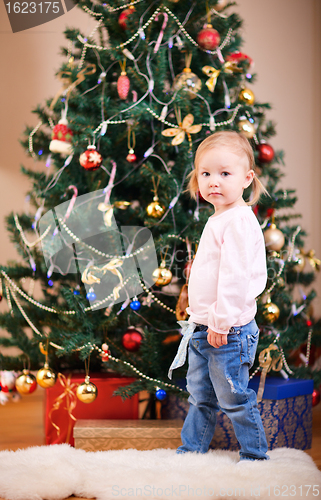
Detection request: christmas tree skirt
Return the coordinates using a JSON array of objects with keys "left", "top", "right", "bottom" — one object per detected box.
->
[{"left": 0, "top": 445, "right": 320, "bottom": 500}]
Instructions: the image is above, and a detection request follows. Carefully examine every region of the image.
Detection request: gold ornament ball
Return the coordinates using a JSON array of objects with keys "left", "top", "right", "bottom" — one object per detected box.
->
[
  {"left": 215, "top": 0, "right": 228, "bottom": 10},
  {"left": 15, "top": 370, "right": 37, "bottom": 395},
  {"left": 173, "top": 69, "right": 202, "bottom": 99},
  {"left": 146, "top": 196, "right": 165, "bottom": 218},
  {"left": 239, "top": 88, "right": 255, "bottom": 105},
  {"left": 152, "top": 266, "right": 173, "bottom": 287},
  {"left": 263, "top": 301, "right": 280, "bottom": 323},
  {"left": 237, "top": 119, "right": 255, "bottom": 139},
  {"left": 36, "top": 363, "right": 56, "bottom": 389},
  {"left": 76, "top": 377, "right": 98, "bottom": 404},
  {"left": 264, "top": 223, "right": 285, "bottom": 252}
]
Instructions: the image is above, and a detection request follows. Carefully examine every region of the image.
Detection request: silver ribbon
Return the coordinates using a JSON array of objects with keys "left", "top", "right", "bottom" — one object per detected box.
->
[{"left": 168, "top": 321, "right": 196, "bottom": 379}]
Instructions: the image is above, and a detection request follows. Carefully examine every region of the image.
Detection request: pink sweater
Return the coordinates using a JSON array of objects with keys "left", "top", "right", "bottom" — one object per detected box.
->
[{"left": 186, "top": 205, "right": 267, "bottom": 334}]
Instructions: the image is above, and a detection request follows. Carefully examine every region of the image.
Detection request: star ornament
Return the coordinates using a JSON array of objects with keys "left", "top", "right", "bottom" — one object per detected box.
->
[{"left": 162, "top": 113, "right": 202, "bottom": 148}]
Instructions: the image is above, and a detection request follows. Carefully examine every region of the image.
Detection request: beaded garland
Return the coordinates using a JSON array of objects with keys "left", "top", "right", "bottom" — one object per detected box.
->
[
  {"left": 305, "top": 329, "right": 313, "bottom": 367},
  {"left": 58, "top": 218, "right": 150, "bottom": 260},
  {"left": 14, "top": 214, "right": 51, "bottom": 249},
  {"left": 28, "top": 121, "right": 44, "bottom": 159},
  {"left": 146, "top": 103, "right": 242, "bottom": 130},
  {"left": 1, "top": 267, "right": 177, "bottom": 321},
  {"left": 78, "top": 19, "right": 104, "bottom": 70},
  {"left": 103, "top": 0, "right": 145, "bottom": 13},
  {"left": 93, "top": 344, "right": 185, "bottom": 393}
]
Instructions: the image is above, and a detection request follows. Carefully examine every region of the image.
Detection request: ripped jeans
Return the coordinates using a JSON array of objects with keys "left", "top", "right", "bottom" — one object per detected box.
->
[{"left": 177, "top": 320, "right": 269, "bottom": 461}]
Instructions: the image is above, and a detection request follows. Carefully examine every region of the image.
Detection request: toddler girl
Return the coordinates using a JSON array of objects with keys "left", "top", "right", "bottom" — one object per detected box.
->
[{"left": 168, "top": 130, "right": 269, "bottom": 461}]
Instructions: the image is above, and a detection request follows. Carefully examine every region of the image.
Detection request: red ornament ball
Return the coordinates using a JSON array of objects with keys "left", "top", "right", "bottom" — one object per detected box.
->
[
  {"left": 122, "top": 327, "right": 143, "bottom": 352},
  {"left": 126, "top": 150, "right": 137, "bottom": 163},
  {"left": 79, "top": 146, "right": 103, "bottom": 171},
  {"left": 118, "top": 7, "right": 134, "bottom": 30},
  {"left": 197, "top": 24, "right": 220, "bottom": 50},
  {"left": 312, "top": 388, "right": 320, "bottom": 407},
  {"left": 256, "top": 143, "right": 275, "bottom": 164}
]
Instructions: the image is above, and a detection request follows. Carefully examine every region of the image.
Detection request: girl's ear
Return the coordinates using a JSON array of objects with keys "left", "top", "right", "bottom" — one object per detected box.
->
[{"left": 243, "top": 169, "right": 255, "bottom": 189}]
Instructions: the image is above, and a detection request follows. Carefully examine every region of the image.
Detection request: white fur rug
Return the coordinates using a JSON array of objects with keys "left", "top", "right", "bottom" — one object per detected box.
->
[{"left": 0, "top": 445, "right": 320, "bottom": 500}]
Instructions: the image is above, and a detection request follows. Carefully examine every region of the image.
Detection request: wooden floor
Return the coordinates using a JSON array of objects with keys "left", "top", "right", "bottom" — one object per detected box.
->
[{"left": 1, "top": 388, "right": 321, "bottom": 500}]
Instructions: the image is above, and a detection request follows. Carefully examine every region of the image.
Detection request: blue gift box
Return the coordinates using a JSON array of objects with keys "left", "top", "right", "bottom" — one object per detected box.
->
[
  {"left": 248, "top": 377, "right": 314, "bottom": 399},
  {"left": 162, "top": 377, "right": 314, "bottom": 451}
]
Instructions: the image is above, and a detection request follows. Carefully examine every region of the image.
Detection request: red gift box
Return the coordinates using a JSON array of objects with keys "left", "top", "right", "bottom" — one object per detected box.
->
[{"left": 44, "top": 373, "right": 139, "bottom": 446}]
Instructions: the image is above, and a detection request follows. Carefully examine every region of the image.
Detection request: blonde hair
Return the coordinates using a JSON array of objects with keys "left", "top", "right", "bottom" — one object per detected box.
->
[{"left": 187, "top": 130, "right": 269, "bottom": 206}]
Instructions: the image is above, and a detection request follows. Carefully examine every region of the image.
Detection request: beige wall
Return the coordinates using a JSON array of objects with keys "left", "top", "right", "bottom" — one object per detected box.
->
[
  {"left": 234, "top": 0, "right": 321, "bottom": 312},
  {"left": 1, "top": 1, "right": 321, "bottom": 313}
]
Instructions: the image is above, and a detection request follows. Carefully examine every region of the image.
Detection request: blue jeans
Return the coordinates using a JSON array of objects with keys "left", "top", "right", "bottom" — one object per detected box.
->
[{"left": 177, "top": 320, "right": 269, "bottom": 461}]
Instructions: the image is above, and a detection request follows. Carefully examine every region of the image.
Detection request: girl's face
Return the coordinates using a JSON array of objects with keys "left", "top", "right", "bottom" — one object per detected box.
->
[{"left": 197, "top": 146, "right": 254, "bottom": 215}]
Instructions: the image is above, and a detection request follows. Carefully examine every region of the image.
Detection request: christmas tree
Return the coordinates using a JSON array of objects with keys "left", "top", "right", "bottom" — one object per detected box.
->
[{"left": 1, "top": 0, "right": 320, "bottom": 409}]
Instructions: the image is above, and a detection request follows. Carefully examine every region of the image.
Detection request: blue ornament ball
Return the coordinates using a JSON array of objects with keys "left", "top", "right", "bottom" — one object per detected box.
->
[
  {"left": 73, "top": 290, "right": 80, "bottom": 295},
  {"left": 130, "top": 300, "right": 141, "bottom": 311},
  {"left": 155, "top": 388, "right": 167, "bottom": 401},
  {"left": 86, "top": 291, "right": 97, "bottom": 301}
]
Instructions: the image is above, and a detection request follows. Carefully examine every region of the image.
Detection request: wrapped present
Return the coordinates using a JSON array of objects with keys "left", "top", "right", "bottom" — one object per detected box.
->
[
  {"left": 161, "top": 377, "right": 314, "bottom": 451},
  {"left": 74, "top": 419, "right": 183, "bottom": 451},
  {"left": 45, "top": 373, "right": 139, "bottom": 446}
]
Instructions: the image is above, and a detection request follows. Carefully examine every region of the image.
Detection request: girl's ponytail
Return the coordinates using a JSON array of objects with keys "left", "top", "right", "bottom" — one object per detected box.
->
[{"left": 247, "top": 174, "right": 270, "bottom": 206}]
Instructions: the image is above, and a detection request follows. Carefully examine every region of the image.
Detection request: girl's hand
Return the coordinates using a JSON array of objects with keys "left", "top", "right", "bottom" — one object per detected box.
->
[{"left": 207, "top": 327, "right": 228, "bottom": 348}]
